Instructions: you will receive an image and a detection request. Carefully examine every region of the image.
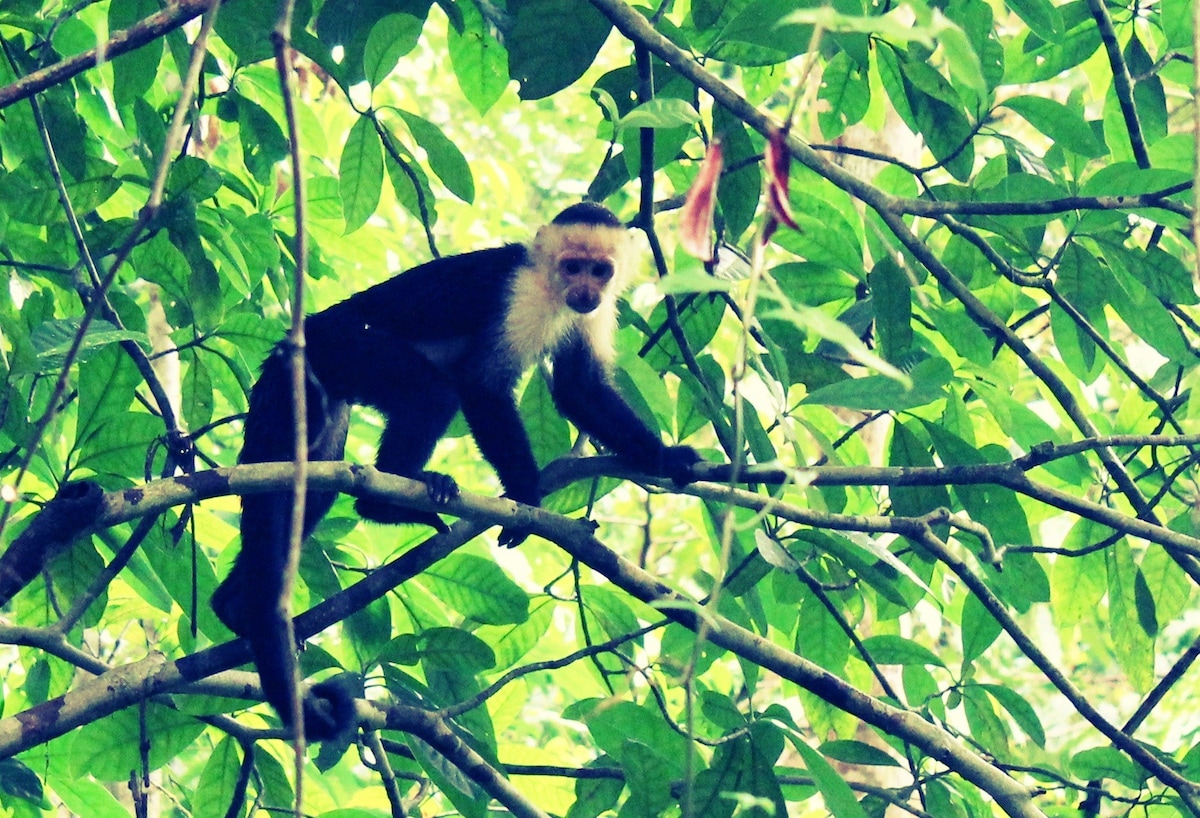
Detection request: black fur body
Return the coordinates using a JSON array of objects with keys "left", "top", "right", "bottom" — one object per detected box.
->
[{"left": 213, "top": 205, "right": 699, "bottom": 739}]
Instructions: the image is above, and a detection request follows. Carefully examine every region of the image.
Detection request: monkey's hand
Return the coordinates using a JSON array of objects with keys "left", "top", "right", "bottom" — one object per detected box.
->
[{"left": 659, "top": 445, "right": 702, "bottom": 486}]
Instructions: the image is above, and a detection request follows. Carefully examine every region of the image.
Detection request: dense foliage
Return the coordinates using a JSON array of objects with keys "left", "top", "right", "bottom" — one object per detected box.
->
[{"left": 0, "top": 0, "right": 1197, "bottom": 815}]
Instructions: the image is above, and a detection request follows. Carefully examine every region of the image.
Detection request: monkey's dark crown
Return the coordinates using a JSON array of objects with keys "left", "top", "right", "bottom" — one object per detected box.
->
[{"left": 552, "top": 202, "right": 622, "bottom": 228}]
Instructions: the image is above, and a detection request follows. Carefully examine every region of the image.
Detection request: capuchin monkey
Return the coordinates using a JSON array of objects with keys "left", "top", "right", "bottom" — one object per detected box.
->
[{"left": 212, "top": 202, "right": 701, "bottom": 739}]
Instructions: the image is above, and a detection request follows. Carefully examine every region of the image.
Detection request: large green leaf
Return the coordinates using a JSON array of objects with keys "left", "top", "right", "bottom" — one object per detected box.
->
[
  {"left": 420, "top": 554, "right": 530, "bottom": 625},
  {"left": 70, "top": 705, "right": 205, "bottom": 781},
  {"left": 508, "top": 0, "right": 611, "bottom": 99},
  {"left": 398, "top": 110, "right": 475, "bottom": 203},
  {"left": 340, "top": 115, "right": 384, "bottom": 234}
]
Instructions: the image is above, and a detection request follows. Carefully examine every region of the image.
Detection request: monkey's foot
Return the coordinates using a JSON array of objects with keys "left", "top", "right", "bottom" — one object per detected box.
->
[
  {"left": 355, "top": 496, "right": 450, "bottom": 532},
  {"left": 421, "top": 470, "right": 459, "bottom": 505}
]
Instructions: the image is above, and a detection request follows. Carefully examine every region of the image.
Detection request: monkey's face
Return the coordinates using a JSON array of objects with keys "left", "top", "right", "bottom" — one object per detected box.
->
[{"left": 559, "top": 255, "right": 615, "bottom": 314}]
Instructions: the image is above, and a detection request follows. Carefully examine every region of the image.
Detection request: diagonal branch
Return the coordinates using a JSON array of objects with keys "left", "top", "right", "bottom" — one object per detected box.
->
[{"left": 0, "top": 0, "right": 212, "bottom": 109}]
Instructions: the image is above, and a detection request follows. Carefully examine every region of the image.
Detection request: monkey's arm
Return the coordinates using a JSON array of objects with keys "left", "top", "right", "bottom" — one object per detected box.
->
[
  {"left": 458, "top": 384, "right": 542, "bottom": 507},
  {"left": 456, "top": 382, "right": 543, "bottom": 547},
  {"left": 550, "top": 332, "right": 700, "bottom": 484}
]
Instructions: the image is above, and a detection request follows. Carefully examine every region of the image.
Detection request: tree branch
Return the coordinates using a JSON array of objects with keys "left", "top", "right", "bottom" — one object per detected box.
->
[{"left": 0, "top": 0, "right": 212, "bottom": 110}]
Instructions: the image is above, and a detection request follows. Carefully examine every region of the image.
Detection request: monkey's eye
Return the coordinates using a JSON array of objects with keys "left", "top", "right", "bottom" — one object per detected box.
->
[
  {"left": 590, "top": 261, "right": 614, "bottom": 280},
  {"left": 562, "top": 258, "right": 586, "bottom": 277}
]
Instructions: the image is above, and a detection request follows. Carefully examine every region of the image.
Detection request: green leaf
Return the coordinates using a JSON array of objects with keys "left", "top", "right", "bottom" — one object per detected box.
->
[
  {"left": 0, "top": 758, "right": 44, "bottom": 806},
  {"left": 933, "top": 12, "right": 987, "bottom": 96},
  {"left": 926, "top": 429, "right": 1039, "bottom": 596},
  {"left": 41, "top": 96, "right": 88, "bottom": 183},
  {"left": 520, "top": 370, "right": 572, "bottom": 467},
  {"left": 1102, "top": 249, "right": 1188, "bottom": 360},
  {"left": 408, "top": 733, "right": 489, "bottom": 818},
  {"left": 695, "top": 731, "right": 787, "bottom": 817},
  {"left": 217, "top": 0, "right": 314, "bottom": 67},
  {"left": 1161, "top": 0, "right": 1192, "bottom": 48},
  {"left": 398, "top": 110, "right": 475, "bottom": 203},
  {"left": 1004, "top": 0, "right": 1062, "bottom": 42},
  {"left": 167, "top": 156, "right": 223, "bottom": 201},
  {"left": 962, "top": 686, "right": 1010, "bottom": 759},
  {"left": 364, "top": 14, "right": 424, "bottom": 87},
  {"left": 30, "top": 319, "right": 147, "bottom": 373},
  {"left": 980, "top": 683, "right": 1045, "bottom": 748},
  {"left": 133, "top": 230, "right": 192, "bottom": 308},
  {"left": 70, "top": 705, "right": 205, "bottom": 781},
  {"left": 867, "top": 258, "right": 913, "bottom": 365},
  {"left": 960, "top": 591, "right": 1001, "bottom": 669},
  {"left": 1051, "top": 518, "right": 1104, "bottom": 628},
  {"left": 818, "top": 51, "right": 870, "bottom": 139},
  {"left": 877, "top": 44, "right": 918, "bottom": 131},
  {"left": 713, "top": 105, "right": 761, "bottom": 243},
  {"left": 182, "top": 353, "right": 215, "bottom": 431},
  {"left": 567, "top": 761, "right": 623, "bottom": 818},
  {"left": 583, "top": 584, "right": 642, "bottom": 644},
  {"left": 1049, "top": 302, "right": 1100, "bottom": 383},
  {"left": 1126, "top": 34, "right": 1167, "bottom": 144},
  {"left": 75, "top": 347, "right": 140, "bottom": 449},
  {"left": 861, "top": 634, "right": 946, "bottom": 667},
  {"left": 772, "top": 180, "right": 864, "bottom": 275},
  {"left": 1137, "top": 545, "right": 1191, "bottom": 627},
  {"left": 235, "top": 95, "right": 289, "bottom": 185},
  {"left": 109, "top": 0, "right": 162, "bottom": 108},
  {"left": 584, "top": 702, "right": 688, "bottom": 774},
  {"left": 475, "top": 599, "right": 554, "bottom": 669},
  {"left": 1079, "top": 162, "right": 1189, "bottom": 197},
  {"left": 887, "top": 420, "right": 952, "bottom": 544},
  {"left": 1002, "top": 95, "right": 1106, "bottom": 157},
  {"left": 1133, "top": 567, "right": 1158, "bottom": 638},
  {"left": 621, "top": 739, "right": 675, "bottom": 813},
  {"left": 50, "top": 777, "right": 128, "bottom": 818},
  {"left": 385, "top": 147, "right": 437, "bottom": 226},
  {"left": 788, "top": 735, "right": 869, "bottom": 818},
  {"left": 76, "top": 413, "right": 167, "bottom": 475},
  {"left": 420, "top": 554, "right": 529, "bottom": 625},
  {"left": 421, "top": 627, "right": 497, "bottom": 674},
  {"left": 448, "top": 0, "right": 508, "bottom": 115},
  {"left": 1107, "top": 540, "right": 1156, "bottom": 693},
  {"left": 508, "top": 0, "right": 611, "bottom": 99},
  {"left": 620, "top": 98, "right": 700, "bottom": 131},
  {"left": 819, "top": 739, "right": 901, "bottom": 767},
  {"left": 340, "top": 115, "right": 384, "bottom": 234},
  {"left": 193, "top": 737, "right": 241, "bottom": 818},
  {"left": 796, "top": 586, "right": 850, "bottom": 673},
  {"left": 916, "top": 91, "right": 974, "bottom": 182},
  {"left": 804, "top": 356, "right": 949, "bottom": 411},
  {"left": 1071, "top": 746, "right": 1148, "bottom": 789},
  {"left": 347, "top": 595, "right": 393, "bottom": 667}
]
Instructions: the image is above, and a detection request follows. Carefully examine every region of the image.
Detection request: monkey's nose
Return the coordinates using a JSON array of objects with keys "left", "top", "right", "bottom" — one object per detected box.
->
[{"left": 566, "top": 289, "right": 601, "bottom": 313}]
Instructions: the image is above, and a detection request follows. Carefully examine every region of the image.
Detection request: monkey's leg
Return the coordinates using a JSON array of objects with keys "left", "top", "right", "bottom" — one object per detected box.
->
[{"left": 311, "top": 329, "right": 462, "bottom": 529}]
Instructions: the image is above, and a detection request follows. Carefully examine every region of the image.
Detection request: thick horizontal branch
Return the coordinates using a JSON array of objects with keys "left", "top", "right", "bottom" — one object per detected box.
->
[{"left": 0, "top": 477, "right": 1039, "bottom": 816}]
